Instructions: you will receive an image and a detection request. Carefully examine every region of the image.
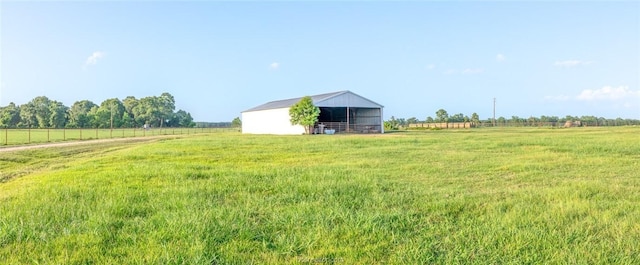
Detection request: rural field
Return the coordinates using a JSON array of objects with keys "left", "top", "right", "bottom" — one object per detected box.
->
[{"left": 0, "top": 127, "right": 639, "bottom": 264}]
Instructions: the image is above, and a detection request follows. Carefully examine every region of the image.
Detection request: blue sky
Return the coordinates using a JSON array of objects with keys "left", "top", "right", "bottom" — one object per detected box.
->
[{"left": 1, "top": 1, "right": 638, "bottom": 122}]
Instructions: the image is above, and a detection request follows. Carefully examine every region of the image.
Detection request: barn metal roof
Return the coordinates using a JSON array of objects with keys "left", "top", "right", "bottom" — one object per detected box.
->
[{"left": 242, "top": 90, "right": 384, "bottom": 112}]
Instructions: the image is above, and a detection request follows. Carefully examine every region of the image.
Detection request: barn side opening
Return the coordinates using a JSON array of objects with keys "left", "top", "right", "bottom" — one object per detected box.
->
[{"left": 317, "top": 107, "right": 382, "bottom": 133}]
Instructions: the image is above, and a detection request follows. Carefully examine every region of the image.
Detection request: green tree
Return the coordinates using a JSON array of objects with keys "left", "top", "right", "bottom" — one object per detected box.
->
[
  {"left": 289, "top": 96, "right": 320, "bottom": 134},
  {"left": 425, "top": 116, "right": 434, "bottom": 123},
  {"left": 158, "top": 92, "right": 176, "bottom": 127},
  {"left": 67, "top": 100, "right": 97, "bottom": 128},
  {"left": 497, "top": 116, "right": 506, "bottom": 126},
  {"left": 133, "top": 96, "right": 161, "bottom": 127},
  {"left": 564, "top": 115, "right": 576, "bottom": 123},
  {"left": 174, "top": 109, "right": 195, "bottom": 127},
  {"left": 231, "top": 117, "right": 242, "bottom": 128},
  {"left": 97, "top": 98, "right": 125, "bottom": 128},
  {"left": 384, "top": 116, "right": 400, "bottom": 131},
  {"left": 511, "top": 116, "right": 522, "bottom": 126},
  {"left": 0, "top": 103, "right": 21, "bottom": 128},
  {"left": 581, "top": 115, "right": 597, "bottom": 126},
  {"left": 450, "top": 113, "right": 464, "bottom": 122},
  {"left": 49, "top": 101, "right": 68, "bottom": 128},
  {"left": 19, "top": 103, "right": 37, "bottom": 128},
  {"left": 29, "top": 96, "right": 52, "bottom": 128},
  {"left": 471, "top": 113, "right": 480, "bottom": 125},
  {"left": 122, "top": 112, "right": 135, "bottom": 128},
  {"left": 436, "top": 109, "right": 449, "bottom": 123},
  {"left": 89, "top": 106, "right": 109, "bottom": 128},
  {"left": 122, "top": 96, "right": 138, "bottom": 127},
  {"left": 396, "top": 118, "right": 407, "bottom": 128}
]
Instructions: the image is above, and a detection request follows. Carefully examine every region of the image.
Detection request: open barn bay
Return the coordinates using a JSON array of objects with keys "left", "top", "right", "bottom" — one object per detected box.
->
[{"left": 1, "top": 128, "right": 639, "bottom": 264}]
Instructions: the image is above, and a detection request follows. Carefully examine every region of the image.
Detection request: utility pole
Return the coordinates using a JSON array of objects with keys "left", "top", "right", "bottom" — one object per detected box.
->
[{"left": 492, "top": 98, "right": 496, "bottom": 127}]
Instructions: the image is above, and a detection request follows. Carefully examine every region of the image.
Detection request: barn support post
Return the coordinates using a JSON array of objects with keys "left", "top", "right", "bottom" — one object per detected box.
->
[
  {"left": 346, "top": 107, "right": 350, "bottom": 132},
  {"left": 380, "top": 108, "right": 384, "bottom": 133}
]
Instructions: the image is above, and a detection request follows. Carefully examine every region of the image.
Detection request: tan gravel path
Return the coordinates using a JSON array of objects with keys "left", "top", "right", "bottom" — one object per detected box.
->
[{"left": 0, "top": 135, "right": 178, "bottom": 153}]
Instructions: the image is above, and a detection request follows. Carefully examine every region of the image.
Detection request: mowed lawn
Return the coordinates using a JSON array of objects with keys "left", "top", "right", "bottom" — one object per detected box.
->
[{"left": 1, "top": 127, "right": 639, "bottom": 264}]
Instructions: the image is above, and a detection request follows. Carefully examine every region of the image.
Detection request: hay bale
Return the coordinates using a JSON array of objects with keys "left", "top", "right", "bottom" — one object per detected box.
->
[{"left": 564, "top": 121, "right": 573, "bottom": 128}]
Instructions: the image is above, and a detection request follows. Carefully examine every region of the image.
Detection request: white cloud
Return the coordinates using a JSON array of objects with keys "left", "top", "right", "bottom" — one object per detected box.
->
[
  {"left": 577, "top": 86, "right": 640, "bottom": 101},
  {"left": 496, "top": 54, "right": 506, "bottom": 62},
  {"left": 269, "top": 62, "right": 279, "bottom": 70},
  {"left": 426, "top": 64, "right": 436, "bottom": 70},
  {"left": 554, "top": 60, "right": 593, "bottom": 67},
  {"left": 462, "top": 68, "right": 484, "bottom": 74},
  {"left": 84, "top": 51, "right": 105, "bottom": 67},
  {"left": 443, "top": 69, "right": 456, "bottom": 75},
  {"left": 545, "top": 86, "right": 640, "bottom": 111}
]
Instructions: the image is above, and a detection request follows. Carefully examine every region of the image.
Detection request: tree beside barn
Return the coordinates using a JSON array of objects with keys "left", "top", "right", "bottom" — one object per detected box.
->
[{"left": 289, "top": 96, "right": 320, "bottom": 134}]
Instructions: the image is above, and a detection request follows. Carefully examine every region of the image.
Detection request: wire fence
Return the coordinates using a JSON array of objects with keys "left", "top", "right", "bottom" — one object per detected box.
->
[{"left": 0, "top": 127, "right": 239, "bottom": 146}]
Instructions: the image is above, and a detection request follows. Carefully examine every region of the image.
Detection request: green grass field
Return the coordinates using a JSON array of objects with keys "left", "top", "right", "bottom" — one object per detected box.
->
[
  {"left": 0, "top": 127, "right": 235, "bottom": 146},
  {"left": 1, "top": 127, "right": 639, "bottom": 264}
]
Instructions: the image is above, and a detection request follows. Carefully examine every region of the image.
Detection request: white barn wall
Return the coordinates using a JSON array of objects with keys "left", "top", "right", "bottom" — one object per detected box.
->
[{"left": 242, "top": 108, "right": 305, "bottom": 135}]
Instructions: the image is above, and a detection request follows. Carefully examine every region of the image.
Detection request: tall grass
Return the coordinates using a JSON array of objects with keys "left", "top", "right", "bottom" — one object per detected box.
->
[{"left": 1, "top": 127, "right": 639, "bottom": 264}]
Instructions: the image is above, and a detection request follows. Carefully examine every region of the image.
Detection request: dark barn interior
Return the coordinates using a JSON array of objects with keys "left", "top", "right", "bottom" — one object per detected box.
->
[{"left": 317, "top": 107, "right": 382, "bottom": 133}]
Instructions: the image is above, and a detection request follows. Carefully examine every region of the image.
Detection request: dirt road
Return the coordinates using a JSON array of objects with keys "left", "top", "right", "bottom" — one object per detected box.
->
[{"left": 0, "top": 135, "right": 179, "bottom": 153}]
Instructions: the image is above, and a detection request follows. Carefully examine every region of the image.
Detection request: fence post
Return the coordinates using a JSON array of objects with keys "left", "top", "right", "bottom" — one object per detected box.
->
[
  {"left": 63, "top": 128, "right": 66, "bottom": 141},
  {"left": 48, "top": 128, "right": 50, "bottom": 142},
  {"left": 29, "top": 127, "right": 31, "bottom": 144},
  {"left": 4, "top": 127, "right": 7, "bottom": 145}
]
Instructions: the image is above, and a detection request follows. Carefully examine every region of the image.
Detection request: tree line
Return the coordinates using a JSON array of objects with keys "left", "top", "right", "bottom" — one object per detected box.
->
[
  {"left": 0, "top": 92, "right": 195, "bottom": 129},
  {"left": 385, "top": 108, "right": 640, "bottom": 130}
]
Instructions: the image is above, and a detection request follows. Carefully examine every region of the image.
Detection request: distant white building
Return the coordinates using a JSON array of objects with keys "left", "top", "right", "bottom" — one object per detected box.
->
[{"left": 241, "top": 91, "right": 384, "bottom": 135}]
